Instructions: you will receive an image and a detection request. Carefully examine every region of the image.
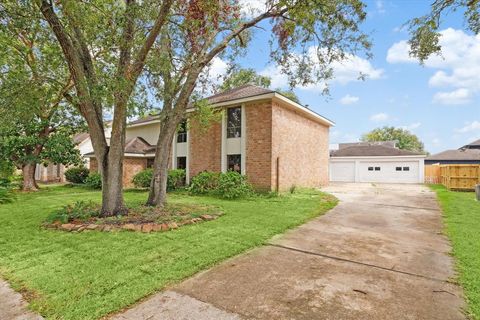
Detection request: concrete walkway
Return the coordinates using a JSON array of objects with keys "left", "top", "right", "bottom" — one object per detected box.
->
[
  {"left": 115, "top": 183, "right": 465, "bottom": 319},
  {"left": 0, "top": 279, "right": 43, "bottom": 320}
]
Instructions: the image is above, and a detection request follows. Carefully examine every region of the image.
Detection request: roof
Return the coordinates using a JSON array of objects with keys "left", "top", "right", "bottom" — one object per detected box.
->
[
  {"left": 73, "top": 132, "right": 90, "bottom": 144},
  {"left": 426, "top": 149, "right": 480, "bottom": 161},
  {"left": 339, "top": 141, "right": 397, "bottom": 150},
  {"left": 206, "top": 85, "right": 274, "bottom": 104},
  {"left": 128, "top": 85, "right": 334, "bottom": 127},
  {"left": 331, "top": 145, "right": 425, "bottom": 157},
  {"left": 464, "top": 138, "right": 480, "bottom": 148},
  {"left": 85, "top": 137, "right": 154, "bottom": 157}
]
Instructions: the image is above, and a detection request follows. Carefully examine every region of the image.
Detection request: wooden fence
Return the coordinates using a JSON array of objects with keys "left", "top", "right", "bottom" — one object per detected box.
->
[
  {"left": 438, "top": 164, "right": 480, "bottom": 191},
  {"left": 425, "top": 164, "right": 441, "bottom": 184}
]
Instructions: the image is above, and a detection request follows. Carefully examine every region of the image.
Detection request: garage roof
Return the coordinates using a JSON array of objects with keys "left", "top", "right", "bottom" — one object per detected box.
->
[
  {"left": 331, "top": 145, "right": 425, "bottom": 157},
  {"left": 426, "top": 149, "right": 480, "bottom": 161}
]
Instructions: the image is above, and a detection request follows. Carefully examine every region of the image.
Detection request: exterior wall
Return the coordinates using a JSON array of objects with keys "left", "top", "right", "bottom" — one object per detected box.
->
[
  {"left": 189, "top": 119, "right": 222, "bottom": 177},
  {"left": 35, "top": 163, "right": 66, "bottom": 183},
  {"left": 271, "top": 101, "right": 330, "bottom": 191},
  {"left": 89, "top": 157, "right": 147, "bottom": 187},
  {"left": 244, "top": 101, "right": 273, "bottom": 190},
  {"left": 126, "top": 122, "right": 160, "bottom": 145}
]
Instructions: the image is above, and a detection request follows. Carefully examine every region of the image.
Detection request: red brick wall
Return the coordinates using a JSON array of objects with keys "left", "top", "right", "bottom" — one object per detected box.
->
[
  {"left": 245, "top": 101, "right": 273, "bottom": 190},
  {"left": 271, "top": 100, "right": 330, "bottom": 191},
  {"left": 89, "top": 157, "right": 147, "bottom": 187},
  {"left": 189, "top": 119, "right": 222, "bottom": 177}
]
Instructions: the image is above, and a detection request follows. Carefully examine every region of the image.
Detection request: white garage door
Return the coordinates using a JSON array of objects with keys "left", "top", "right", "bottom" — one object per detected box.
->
[
  {"left": 330, "top": 161, "right": 355, "bottom": 182},
  {"left": 358, "top": 161, "right": 419, "bottom": 183}
]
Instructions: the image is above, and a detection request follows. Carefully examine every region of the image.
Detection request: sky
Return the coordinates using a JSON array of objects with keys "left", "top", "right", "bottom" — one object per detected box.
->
[{"left": 212, "top": 0, "right": 480, "bottom": 154}]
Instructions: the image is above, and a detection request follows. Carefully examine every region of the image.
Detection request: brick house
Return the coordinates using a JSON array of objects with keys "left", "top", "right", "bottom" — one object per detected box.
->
[{"left": 87, "top": 85, "right": 334, "bottom": 190}]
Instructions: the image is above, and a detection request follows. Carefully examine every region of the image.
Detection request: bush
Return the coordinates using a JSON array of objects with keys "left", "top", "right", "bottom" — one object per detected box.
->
[
  {"left": 85, "top": 172, "right": 102, "bottom": 189},
  {"left": 46, "top": 200, "right": 100, "bottom": 224},
  {"left": 132, "top": 168, "right": 186, "bottom": 190},
  {"left": 188, "top": 171, "right": 220, "bottom": 195},
  {"left": 167, "top": 169, "right": 186, "bottom": 191},
  {"left": 217, "top": 171, "right": 252, "bottom": 199},
  {"left": 132, "top": 168, "right": 152, "bottom": 188},
  {"left": 188, "top": 171, "right": 252, "bottom": 199},
  {"left": 0, "top": 179, "right": 15, "bottom": 204},
  {"left": 65, "top": 167, "right": 89, "bottom": 184}
]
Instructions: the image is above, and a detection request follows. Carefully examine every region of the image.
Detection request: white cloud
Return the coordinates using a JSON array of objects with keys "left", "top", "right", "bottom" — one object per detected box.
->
[
  {"left": 238, "top": 0, "right": 268, "bottom": 17},
  {"left": 376, "top": 0, "right": 386, "bottom": 14},
  {"left": 339, "top": 94, "right": 359, "bottom": 105},
  {"left": 260, "top": 47, "right": 383, "bottom": 92},
  {"left": 433, "top": 88, "right": 472, "bottom": 105},
  {"left": 370, "top": 112, "right": 389, "bottom": 122},
  {"left": 209, "top": 57, "right": 228, "bottom": 79},
  {"left": 387, "top": 28, "right": 480, "bottom": 105},
  {"left": 456, "top": 120, "right": 480, "bottom": 133},
  {"left": 400, "top": 122, "right": 421, "bottom": 131}
]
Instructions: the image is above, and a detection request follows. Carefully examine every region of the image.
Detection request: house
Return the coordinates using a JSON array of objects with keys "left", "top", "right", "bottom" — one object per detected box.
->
[
  {"left": 87, "top": 85, "right": 334, "bottom": 190},
  {"left": 425, "top": 139, "right": 480, "bottom": 165},
  {"left": 329, "top": 141, "right": 426, "bottom": 183}
]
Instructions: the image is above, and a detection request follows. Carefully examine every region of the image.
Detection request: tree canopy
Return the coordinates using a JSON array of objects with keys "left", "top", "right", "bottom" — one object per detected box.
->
[
  {"left": 219, "top": 67, "right": 271, "bottom": 91},
  {"left": 408, "top": 0, "right": 480, "bottom": 62},
  {"left": 361, "top": 127, "right": 426, "bottom": 153}
]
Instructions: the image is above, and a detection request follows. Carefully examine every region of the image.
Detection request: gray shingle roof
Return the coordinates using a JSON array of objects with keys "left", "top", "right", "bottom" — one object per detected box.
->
[
  {"left": 331, "top": 145, "right": 425, "bottom": 157},
  {"left": 84, "top": 137, "right": 154, "bottom": 157},
  {"left": 426, "top": 149, "right": 480, "bottom": 161},
  {"left": 465, "top": 139, "right": 480, "bottom": 148},
  {"left": 73, "top": 132, "right": 90, "bottom": 144},
  {"left": 206, "top": 85, "right": 274, "bottom": 104}
]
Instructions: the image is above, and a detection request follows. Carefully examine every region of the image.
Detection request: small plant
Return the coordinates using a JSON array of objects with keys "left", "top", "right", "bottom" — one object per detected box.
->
[
  {"left": 46, "top": 200, "right": 101, "bottom": 224},
  {"left": 167, "top": 169, "right": 186, "bottom": 191},
  {"left": 64, "top": 167, "right": 89, "bottom": 184},
  {"left": 85, "top": 172, "right": 102, "bottom": 189},
  {"left": 289, "top": 185, "right": 297, "bottom": 194},
  {"left": 216, "top": 171, "right": 252, "bottom": 199},
  {"left": 132, "top": 168, "right": 153, "bottom": 188},
  {"left": 188, "top": 171, "right": 220, "bottom": 194}
]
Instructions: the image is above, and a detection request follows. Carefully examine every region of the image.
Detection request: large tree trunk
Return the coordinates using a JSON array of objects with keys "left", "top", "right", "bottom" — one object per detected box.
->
[
  {"left": 22, "top": 163, "right": 38, "bottom": 192},
  {"left": 99, "top": 153, "right": 127, "bottom": 216},
  {"left": 146, "top": 118, "right": 177, "bottom": 207}
]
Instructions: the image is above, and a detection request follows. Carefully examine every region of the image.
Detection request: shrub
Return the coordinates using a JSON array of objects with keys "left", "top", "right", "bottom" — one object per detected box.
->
[
  {"left": 65, "top": 167, "right": 89, "bottom": 184},
  {"left": 132, "top": 168, "right": 152, "bottom": 188},
  {"left": 188, "top": 171, "right": 220, "bottom": 195},
  {"left": 132, "top": 168, "right": 186, "bottom": 190},
  {"left": 0, "top": 179, "right": 15, "bottom": 204},
  {"left": 167, "top": 169, "right": 186, "bottom": 191},
  {"left": 46, "top": 200, "right": 100, "bottom": 224},
  {"left": 216, "top": 171, "right": 252, "bottom": 199},
  {"left": 85, "top": 173, "right": 102, "bottom": 189}
]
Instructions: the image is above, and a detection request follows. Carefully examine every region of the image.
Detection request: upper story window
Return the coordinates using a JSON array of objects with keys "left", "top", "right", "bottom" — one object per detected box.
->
[
  {"left": 177, "top": 121, "right": 187, "bottom": 143},
  {"left": 227, "top": 107, "right": 241, "bottom": 138}
]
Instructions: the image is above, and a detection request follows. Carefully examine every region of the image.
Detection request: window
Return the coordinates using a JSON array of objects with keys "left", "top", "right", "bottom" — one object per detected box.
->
[
  {"left": 375, "top": 167, "right": 381, "bottom": 171},
  {"left": 147, "top": 158, "right": 155, "bottom": 168},
  {"left": 227, "top": 154, "right": 241, "bottom": 173},
  {"left": 176, "top": 156, "right": 187, "bottom": 170},
  {"left": 403, "top": 167, "right": 410, "bottom": 171},
  {"left": 396, "top": 167, "right": 402, "bottom": 171},
  {"left": 177, "top": 121, "right": 187, "bottom": 143},
  {"left": 368, "top": 167, "right": 374, "bottom": 171},
  {"left": 227, "top": 107, "right": 241, "bottom": 138}
]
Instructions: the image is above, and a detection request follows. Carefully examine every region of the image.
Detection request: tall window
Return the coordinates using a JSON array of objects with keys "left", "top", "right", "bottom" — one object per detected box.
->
[
  {"left": 227, "top": 154, "right": 241, "bottom": 173},
  {"left": 177, "top": 121, "right": 187, "bottom": 143},
  {"left": 227, "top": 107, "right": 241, "bottom": 138}
]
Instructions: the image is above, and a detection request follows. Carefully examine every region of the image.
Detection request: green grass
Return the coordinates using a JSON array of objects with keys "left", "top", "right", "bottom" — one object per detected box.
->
[
  {"left": 0, "top": 186, "right": 336, "bottom": 320},
  {"left": 430, "top": 185, "right": 480, "bottom": 319}
]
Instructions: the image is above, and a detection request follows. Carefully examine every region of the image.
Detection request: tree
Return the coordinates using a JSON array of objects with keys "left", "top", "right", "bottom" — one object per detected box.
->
[
  {"left": 408, "top": 0, "right": 480, "bottom": 62},
  {"left": 219, "top": 67, "right": 271, "bottom": 91},
  {"left": 276, "top": 89, "right": 300, "bottom": 103},
  {"left": 145, "top": 0, "right": 371, "bottom": 207},
  {"left": 33, "top": 0, "right": 173, "bottom": 215},
  {"left": 361, "top": 127, "right": 425, "bottom": 153},
  {"left": 0, "top": 2, "right": 83, "bottom": 190}
]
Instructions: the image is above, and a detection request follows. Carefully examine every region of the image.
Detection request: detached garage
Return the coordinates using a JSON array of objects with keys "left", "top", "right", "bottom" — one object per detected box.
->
[{"left": 330, "top": 143, "right": 426, "bottom": 184}]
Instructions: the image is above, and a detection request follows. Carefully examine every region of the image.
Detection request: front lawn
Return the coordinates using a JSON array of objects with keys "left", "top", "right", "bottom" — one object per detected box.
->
[
  {"left": 430, "top": 185, "right": 480, "bottom": 319},
  {"left": 0, "top": 186, "right": 336, "bottom": 319}
]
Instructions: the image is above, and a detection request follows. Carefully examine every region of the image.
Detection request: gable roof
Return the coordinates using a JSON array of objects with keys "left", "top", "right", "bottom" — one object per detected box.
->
[
  {"left": 331, "top": 145, "right": 425, "bottom": 157},
  {"left": 128, "top": 85, "right": 334, "bottom": 127},
  {"left": 426, "top": 149, "right": 480, "bottom": 161},
  {"left": 73, "top": 132, "right": 90, "bottom": 144},
  {"left": 84, "top": 137, "right": 154, "bottom": 157}
]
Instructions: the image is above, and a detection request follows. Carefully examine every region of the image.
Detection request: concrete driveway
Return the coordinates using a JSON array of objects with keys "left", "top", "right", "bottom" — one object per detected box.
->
[{"left": 113, "top": 183, "right": 466, "bottom": 320}]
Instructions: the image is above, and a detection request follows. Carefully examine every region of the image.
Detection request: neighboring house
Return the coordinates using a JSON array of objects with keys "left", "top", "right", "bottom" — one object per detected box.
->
[
  {"left": 426, "top": 139, "right": 480, "bottom": 165},
  {"left": 35, "top": 123, "right": 112, "bottom": 183},
  {"left": 87, "top": 85, "right": 334, "bottom": 190},
  {"left": 330, "top": 141, "right": 426, "bottom": 183}
]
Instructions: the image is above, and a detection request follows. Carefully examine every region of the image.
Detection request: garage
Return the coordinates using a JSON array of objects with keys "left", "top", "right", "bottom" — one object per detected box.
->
[{"left": 330, "top": 143, "right": 426, "bottom": 184}]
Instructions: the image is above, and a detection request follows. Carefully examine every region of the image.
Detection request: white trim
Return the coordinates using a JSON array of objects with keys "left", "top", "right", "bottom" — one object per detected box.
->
[
  {"left": 331, "top": 155, "right": 427, "bottom": 160},
  {"left": 221, "top": 111, "right": 226, "bottom": 172},
  {"left": 186, "top": 128, "right": 190, "bottom": 183},
  {"left": 172, "top": 135, "right": 176, "bottom": 168}
]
